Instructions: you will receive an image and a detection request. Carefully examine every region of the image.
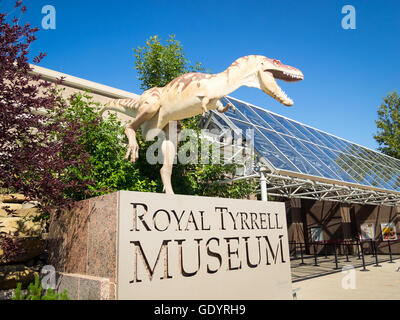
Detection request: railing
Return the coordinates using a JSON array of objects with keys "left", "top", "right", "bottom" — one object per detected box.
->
[{"left": 289, "top": 238, "right": 399, "bottom": 271}]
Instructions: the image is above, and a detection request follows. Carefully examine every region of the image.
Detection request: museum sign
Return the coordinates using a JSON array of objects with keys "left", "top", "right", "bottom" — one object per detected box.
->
[{"left": 117, "top": 191, "right": 292, "bottom": 299}]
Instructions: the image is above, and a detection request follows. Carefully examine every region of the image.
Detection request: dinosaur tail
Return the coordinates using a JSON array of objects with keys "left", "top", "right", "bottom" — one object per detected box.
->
[{"left": 99, "top": 97, "right": 140, "bottom": 117}]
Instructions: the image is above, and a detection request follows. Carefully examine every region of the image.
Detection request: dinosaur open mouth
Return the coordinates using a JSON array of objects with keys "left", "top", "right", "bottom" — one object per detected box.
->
[
  {"left": 265, "top": 69, "right": 304, "bottom": 82},
  {"left": 260, "top": 70, "right": 297, "bottom": 106},
  {"left": 272, "top": 82, "right": 293, "bottom": 106}
]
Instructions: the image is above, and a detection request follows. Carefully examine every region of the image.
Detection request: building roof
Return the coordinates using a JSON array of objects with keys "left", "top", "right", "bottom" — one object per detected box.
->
[
  {"left": 30, "top": 64, "right": 138, "bottom": 99},
  {"left": 207, "top": 96, "right": 400, "bottom": 206}
]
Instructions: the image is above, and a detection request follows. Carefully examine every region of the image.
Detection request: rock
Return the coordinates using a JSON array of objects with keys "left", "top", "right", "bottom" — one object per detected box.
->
[
  {"left": 21, "top": 201, "right": 39, "bottom": 209},
  {"left": 0, "top": 207, "right": 40, "bottom": 218},
  {"left": 0, "top": 217, "right": 45, "bottom": 237},
  {"left": 0, "top": 203, "right": 23, "bottom": 211},
  {"left": 0, "top": 194, "right": 28, "bottom": 203},
  {"left": 0, "top": 237, "right": 46, "bottom": 265},
  {"left": 0, "top": 289, "right": 15, "bottom": 300},
  {"left": 0, "top": 264, "right": 38, "bottom": 290},
  {"left": 0, "top": 289, "right": 28, "bottom": 300},
  {"left": 41, "top": 233, "right": 49, "bottom": 240}
]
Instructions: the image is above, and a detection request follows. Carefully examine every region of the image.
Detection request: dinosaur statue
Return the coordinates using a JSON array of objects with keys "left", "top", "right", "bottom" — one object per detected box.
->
[{"left": 101, "top": 55, "right": 303, "bottom": 194}]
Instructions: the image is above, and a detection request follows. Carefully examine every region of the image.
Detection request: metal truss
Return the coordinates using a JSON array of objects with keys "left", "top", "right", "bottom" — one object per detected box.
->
[{"left": 259, "top": 172, "right": 400, "bottom": 207}]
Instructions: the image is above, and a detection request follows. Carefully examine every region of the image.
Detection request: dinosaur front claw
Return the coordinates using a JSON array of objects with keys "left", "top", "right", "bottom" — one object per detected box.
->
[
  {"left": 202, "top": 106, "right": 208, "bottom": 117},
  {"left": 218, "top": 102, "right": 236, "bottom": 114},
  {"left": 124, "top": 127, "right": 139, "bottom": 163}
]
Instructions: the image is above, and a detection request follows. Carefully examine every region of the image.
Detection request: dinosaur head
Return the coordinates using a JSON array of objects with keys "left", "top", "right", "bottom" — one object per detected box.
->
[{"left": 257, "top": 57, "right": 303, "bottom": 106}]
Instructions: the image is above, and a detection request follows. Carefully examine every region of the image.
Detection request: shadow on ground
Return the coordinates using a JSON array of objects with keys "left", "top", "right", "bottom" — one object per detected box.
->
[{"left": 290, "top": 253, "right": 400, "bottom": 282}]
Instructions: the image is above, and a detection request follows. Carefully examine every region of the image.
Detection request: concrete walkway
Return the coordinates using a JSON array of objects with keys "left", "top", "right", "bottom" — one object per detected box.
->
[
  {"left": 293, "top": 259, "right": 400, "bottom": 300},
  {"left": 291, "top": 254, "right": 400, "bottom": 282}
]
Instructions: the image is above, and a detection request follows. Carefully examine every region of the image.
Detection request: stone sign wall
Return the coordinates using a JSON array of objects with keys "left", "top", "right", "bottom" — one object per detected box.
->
[
  {"left": 48, "top": 191, "right": 292, "bottom": 300},
  {"left": 118, "top": 191, "right": 292, "bottom": 300}
]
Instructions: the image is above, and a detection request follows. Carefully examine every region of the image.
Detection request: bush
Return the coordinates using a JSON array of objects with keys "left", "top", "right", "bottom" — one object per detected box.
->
[
  {"left": 13, "top": 275, "right": 69, "bottom": 300},
  {"left": 55, "top": 92, "right": 159, "bottom": 200},
  {"left": 0, "top": 231, "right": 24, "bottom": 262}
]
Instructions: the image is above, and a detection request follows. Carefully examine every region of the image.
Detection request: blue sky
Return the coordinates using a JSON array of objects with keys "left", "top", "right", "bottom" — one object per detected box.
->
[{"left": 2, "top": 0, "right": 400, "bottom": 150}]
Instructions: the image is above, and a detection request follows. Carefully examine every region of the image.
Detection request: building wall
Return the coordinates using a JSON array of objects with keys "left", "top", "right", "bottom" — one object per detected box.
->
[
  {"left": 302, "top": 200, "right": 343, "bottom": 243},
  {"left": 286, "top": 199, "right": 400, "bottom": 255},
  {"left": 30, "top": 64, "right": 138, "bottom": 125},
  {"left": 352, "top": 204, "right": 399, "bottom": 254}
]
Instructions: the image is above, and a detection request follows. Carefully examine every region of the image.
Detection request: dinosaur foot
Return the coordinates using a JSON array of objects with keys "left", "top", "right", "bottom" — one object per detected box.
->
[
  {"left": 125, "top": 142, "right": 139, "bottom": 163},
  {"left": 162, "top": 185, "right": 175, "bottom": 195}
]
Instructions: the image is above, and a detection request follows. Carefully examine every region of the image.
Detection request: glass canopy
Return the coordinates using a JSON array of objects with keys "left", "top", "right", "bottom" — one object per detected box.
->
[{"left": 207, "top": 96, "right": 400, "bottom": 206}]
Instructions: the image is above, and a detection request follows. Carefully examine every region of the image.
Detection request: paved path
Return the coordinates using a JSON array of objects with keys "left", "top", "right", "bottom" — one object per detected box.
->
[
  {"left": 293, "top": 259, "right": 400, "bottom": 300},
  {"left": 291, "top": 254, "right": 400, "bottom": 282}
]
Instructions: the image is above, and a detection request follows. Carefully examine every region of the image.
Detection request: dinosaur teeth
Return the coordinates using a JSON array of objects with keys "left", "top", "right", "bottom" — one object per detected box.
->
[
  {"left": 278, "top": 87, "right": 291, "bottom": 102},
  {"left": 283, "top": 71, "right": 302, "bottom": 79}
]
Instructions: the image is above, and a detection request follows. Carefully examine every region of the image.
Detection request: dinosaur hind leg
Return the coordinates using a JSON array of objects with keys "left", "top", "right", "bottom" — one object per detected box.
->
[
  {"left": 125, "top": 101, "right": 160, "bottom": 162},
  {"left": 160, "top": 124, "right": 176, "bottom": 194}
]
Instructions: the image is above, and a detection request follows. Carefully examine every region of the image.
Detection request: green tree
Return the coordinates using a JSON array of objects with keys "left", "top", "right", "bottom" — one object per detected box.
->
[
  {"left": 374, "top": 91, "right": 400, "bottom": 159},
  {"left": 132, "top": 35, "right": 257, "bottom": 198},
  {"left": 133, "top": 34, "right": 205, "bottom": 90}
]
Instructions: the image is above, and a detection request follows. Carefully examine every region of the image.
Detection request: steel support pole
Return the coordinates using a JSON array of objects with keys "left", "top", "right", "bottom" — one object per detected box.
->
[
  {"left": 373, "top": 240, "right": 382, "bottom": 267},
  {"left": 371, "top": 240, "right": 375, "bottom": 257},
  {"left": 345, "top": 241, "right": 350, "bottom": 262},
  {"left": 313, "top": 243, "right": 319, "bottom": 266},
  {"left": 299, "top": 243, "right": 306, "bottom": 265},
  {"left": 333, "top": 242, "right": 339, "bottom": 270},
  {"left": 387, "top": 240, "right": 395, "bottom": 263},
  {"left": 356, "top": 239, "right": 361, "bottom": 259},
  {"left": 360, "top": 241, "right": 369, "bottom": 272},
  {"left": 260, "top": 171, "right": 268, "bottom": 202}
]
